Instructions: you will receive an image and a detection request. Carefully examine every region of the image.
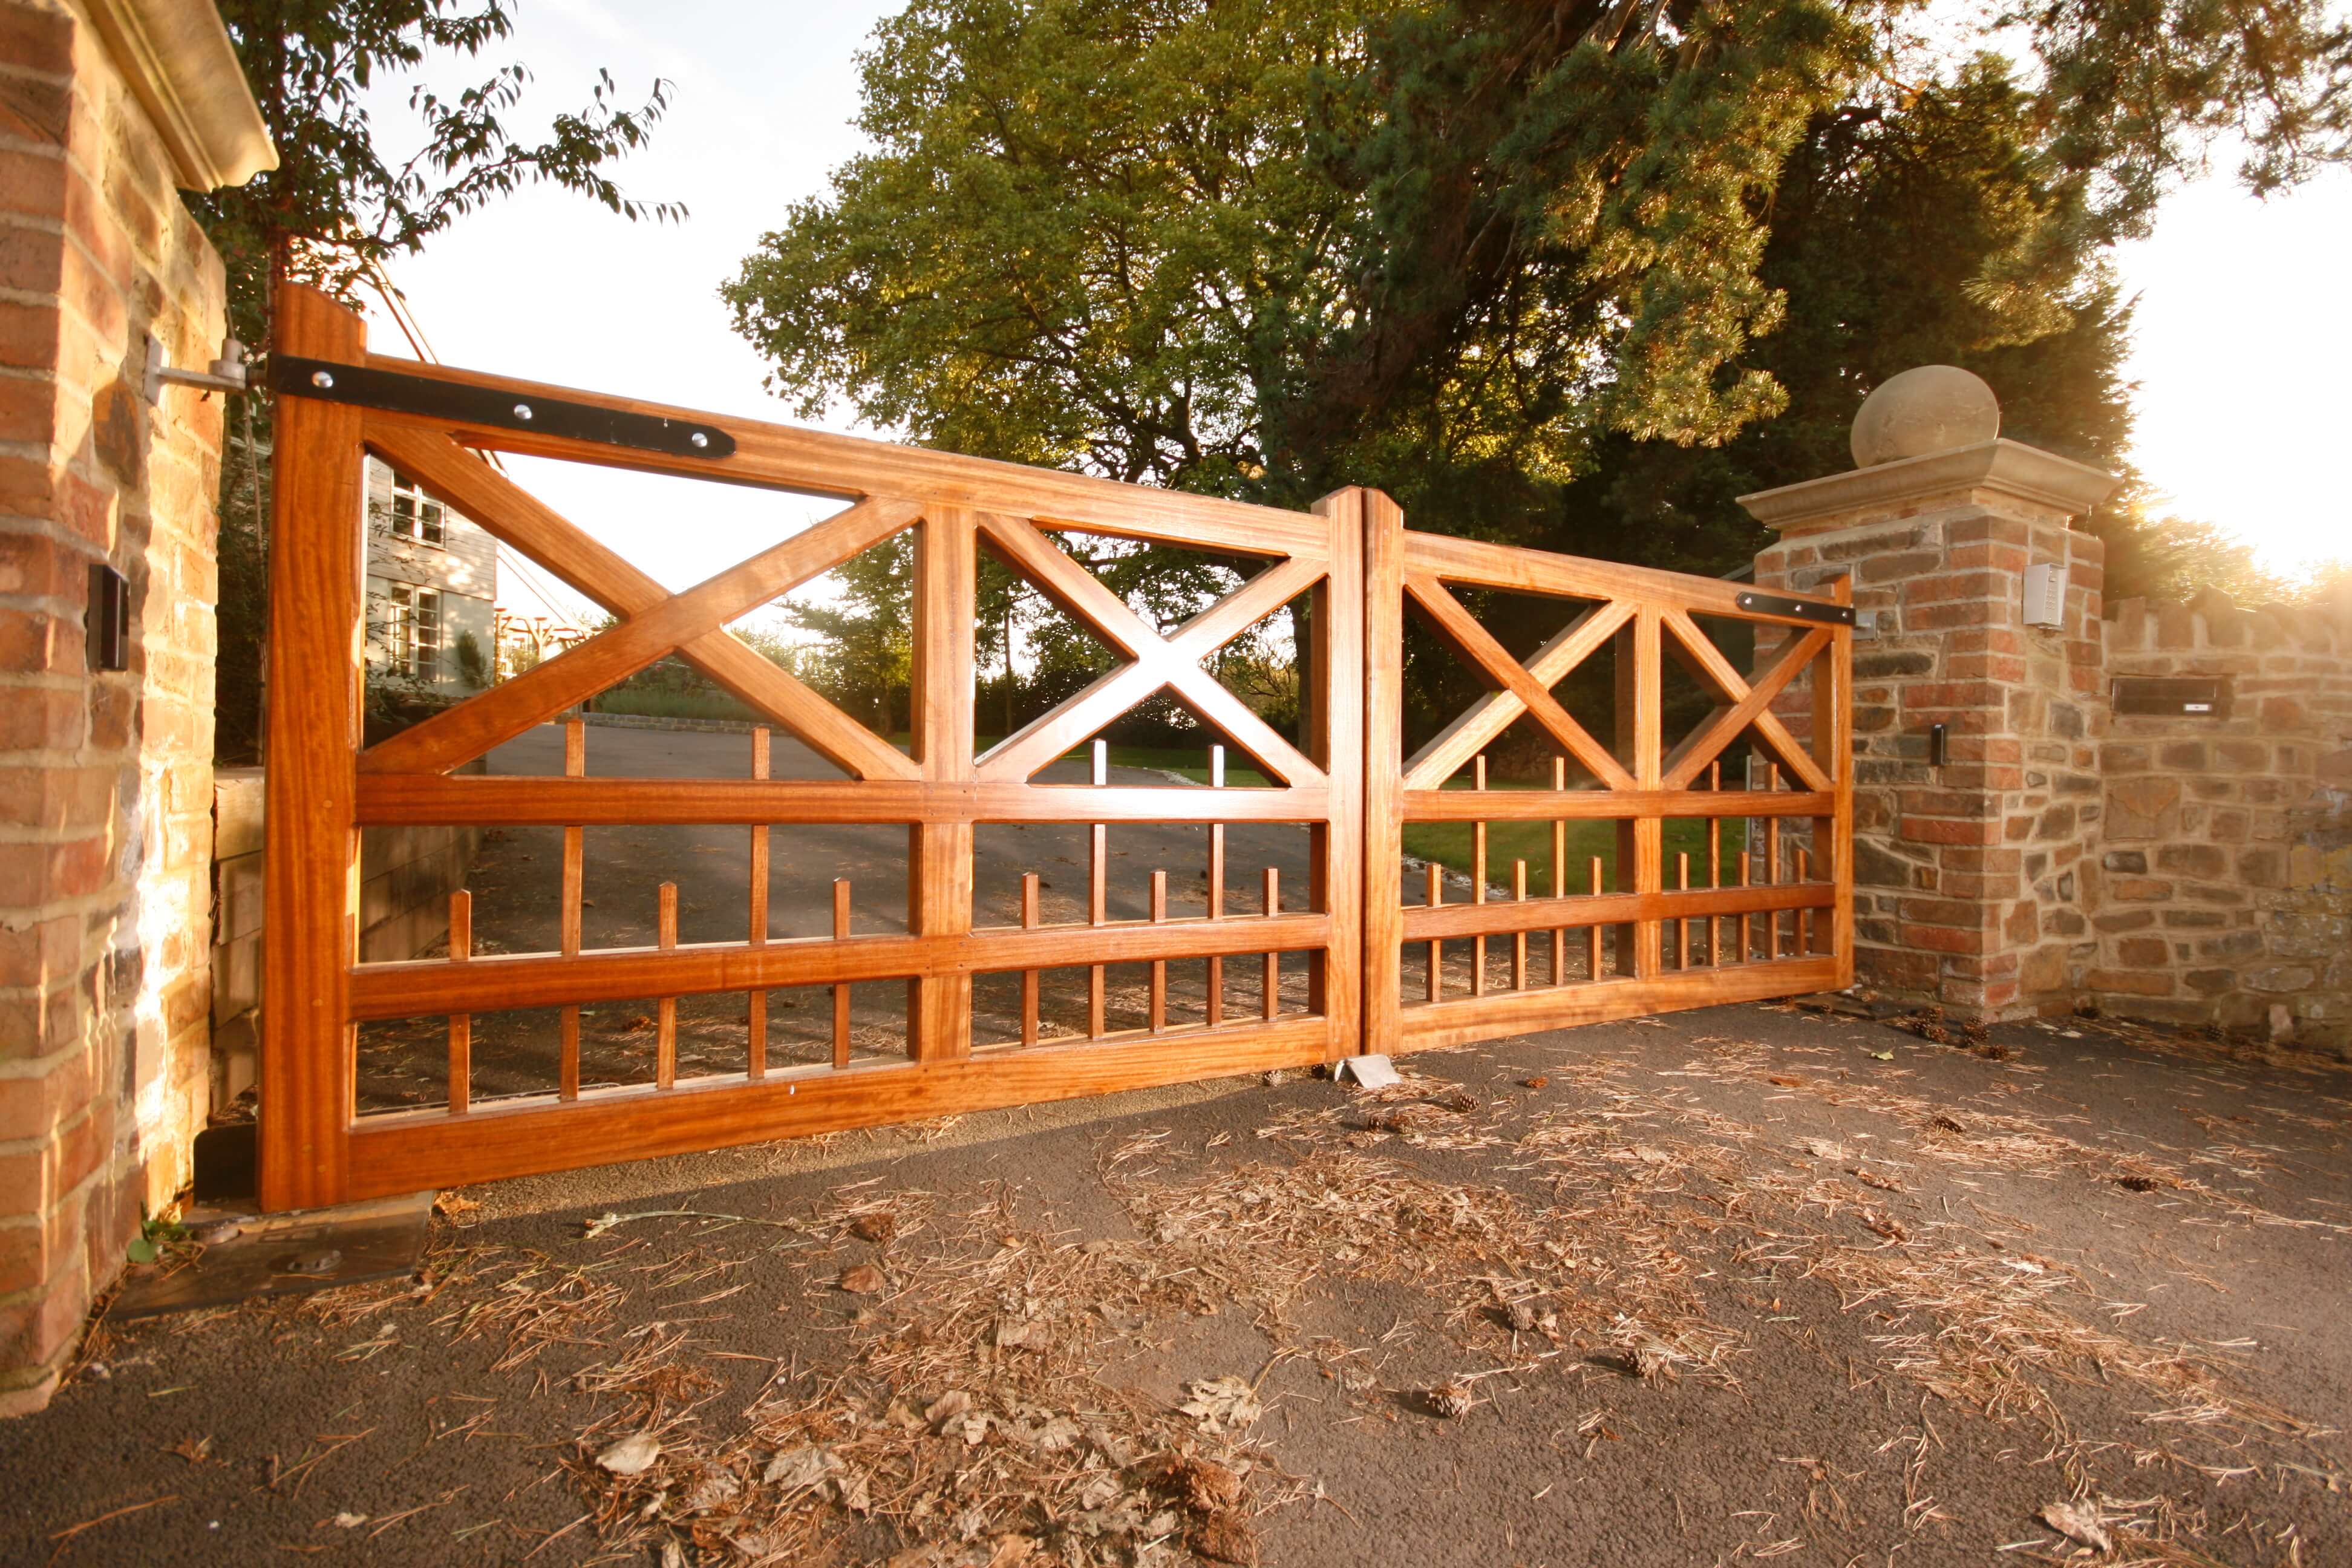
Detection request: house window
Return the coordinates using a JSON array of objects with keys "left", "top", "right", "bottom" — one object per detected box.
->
[
  {"left": 386, "top": 584, "right": 442, "bottom": 680},
  {"left": 389, "top": 471, "right": 445, "bottom": 547}
]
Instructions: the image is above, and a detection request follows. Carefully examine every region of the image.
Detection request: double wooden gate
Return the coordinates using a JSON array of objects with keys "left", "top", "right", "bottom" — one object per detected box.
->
[{"left": 257, "top": 286, "right": 1849, "bottom": 1212}]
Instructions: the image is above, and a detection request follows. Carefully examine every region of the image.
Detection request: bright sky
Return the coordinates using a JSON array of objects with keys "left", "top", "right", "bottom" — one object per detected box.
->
[{"left": 364, "top": 0, "right": 2350, "bottom": 630}]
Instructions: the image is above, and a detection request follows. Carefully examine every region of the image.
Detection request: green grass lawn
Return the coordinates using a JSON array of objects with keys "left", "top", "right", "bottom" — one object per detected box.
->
[{"left": 1400, "top": 779, "right": 1748, "bottom": 893}]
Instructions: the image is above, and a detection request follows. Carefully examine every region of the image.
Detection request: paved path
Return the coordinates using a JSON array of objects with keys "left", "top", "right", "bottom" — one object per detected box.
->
[{"left": 13, "top": 1007, "right": 2349, "bottom": 1566}]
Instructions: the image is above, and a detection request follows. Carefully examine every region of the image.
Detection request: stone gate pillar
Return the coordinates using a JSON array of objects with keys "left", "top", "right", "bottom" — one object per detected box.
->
[{"left": 1739, "top": 368, "right": 2119, "bottom": 1018}]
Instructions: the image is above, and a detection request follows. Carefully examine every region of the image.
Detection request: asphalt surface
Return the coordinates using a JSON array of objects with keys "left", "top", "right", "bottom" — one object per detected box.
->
[{"left": 11, "top": 1003, "right": 2350, "bottom": 1567}]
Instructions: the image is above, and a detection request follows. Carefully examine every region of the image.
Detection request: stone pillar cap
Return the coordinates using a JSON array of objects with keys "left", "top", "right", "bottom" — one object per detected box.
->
[{"left": 1739, "top": 438, "right": 2121, "bottom": 534}]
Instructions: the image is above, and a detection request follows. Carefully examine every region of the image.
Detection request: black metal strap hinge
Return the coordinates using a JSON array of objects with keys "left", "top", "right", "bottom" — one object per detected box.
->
[
  {"left": 1736, "top": 590, "right": 1855, "bottom": 627},
  {"left": 270, "top": 356, "right": 736, "bottom": 461}
]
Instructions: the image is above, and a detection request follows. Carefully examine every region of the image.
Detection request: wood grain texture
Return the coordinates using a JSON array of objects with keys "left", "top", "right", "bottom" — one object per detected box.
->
[
  {"left": 1401, "top": 599, "right": 1633, "bottom": 792},
  {"left": 350, "top": 913, "right": 1337, "bottom": 1021},
  {"left": 343, "top": 1015, "right": 1337, "bottom": 1199},
  {"left": 262, "top": 294, "right": 1851, "bottom": 1210},
  {"left": 260, "top": 284, "right": 367, "bottom": 1211},
  {"left": 974, "top": 512, "right": 1326, "bottom": 788},
  {"left": 1399, "top": 956, "right": 1844, "bottom": 1053},
  {"left": 1358, "top": 488, "right": 1406, "bottom": 1043},
  {"left": 446, "top": 890, "right": 471, "bottom": 1115},
  {"left": 1401, "top": 880, "right": 1833, "bottom": 941},
  {"left": 1403, "top": 576, "right": 1630, "bottom": 790},
  {"left": 1401, "top": 531, "right": 1846, "bottom": 627},
  {"left": 356, "top": 776, "right": 1336, "bottom": 827},
  {"left": 364, "top": 494, "right": 920, "bottom": 776},
  {"left": 354, "top": 351, "right": 1332, "bottom": 557},
  {"left": 907, "top": 511, "right": 977, "bottom": 1062},
  {"left": 1308, "top": 489, "right": 1368, "bottom": 1059},
  {"left": 1661, "top": 609, "right": 1831, "bottom": 792},
  {"left": 361, "top": 420, "right": 920, "bottom": 782}
]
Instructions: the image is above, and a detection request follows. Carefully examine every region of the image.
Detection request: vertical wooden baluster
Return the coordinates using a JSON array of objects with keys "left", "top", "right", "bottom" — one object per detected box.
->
[
  {"left": 1676, "top": 852, "right": 1691, "bottom": 970},
  {"left": 1020, "top": 873, "right": 1040, "bottom": 1047},
  {"left": 1425, "top": 863, "right": 1443, "bottom": 1002},
  {"left": 1550, "top": 756, "right": 1567, "bottom": 985},
  {"left": 1708, "top": 760, "right": 1723, "bottom": 968},
  {"left": 1766, "top": 763, "right": 1783, "bottom": 959},
  {"left": 655, "top": 883, "right": 678, "bottom": 1089},
  {"left": 446, "top": 889, "right": 471, "bottom": 1114},
  {"left": 748, "top": 727, "right": 769, "bottom": 1079},
  {"left": 1587, "top": 857, "right": 1604, "bottom": 980},
  {"left": 1796, "top": 847, "right": 1812, "bottom": 955},
  {"left": 1089, "top": 739, "right": 1108, "bottom": 1038},
  {"left": 559, "top": 718, "right": 584, "bottom": 1100},
  {"left": 1206, "top": 745, "right": 1224, "bottom": 1027},
  {"left": 1262, "top": 867, "right": 1281, "bottom": 1021},
  {"left": 1737, "top": 853, "right": 1752, "bottom": 964},
  {"left": 1512, "top": 860, "right": 1529, "bottom": 990},
  {"left": 1472, "top": 754, "right": 1488, "bottom": 996},
  {"left": 1149, "top": 870, "right": 1168, "bottom": 1032},
  {"left": 832, "top": 878, "right": 852, "bottom": 1067}
]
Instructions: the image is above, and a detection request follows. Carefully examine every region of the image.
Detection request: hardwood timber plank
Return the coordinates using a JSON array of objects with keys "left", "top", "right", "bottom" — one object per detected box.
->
[{"left": 344, "top": 1014, "right": 1336, "bottom": 1198}]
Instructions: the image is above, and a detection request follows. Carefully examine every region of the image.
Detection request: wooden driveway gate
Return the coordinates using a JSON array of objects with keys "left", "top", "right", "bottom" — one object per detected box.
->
[{"left": 256, "top": 285, "right": 1849, "bottom": 1211}]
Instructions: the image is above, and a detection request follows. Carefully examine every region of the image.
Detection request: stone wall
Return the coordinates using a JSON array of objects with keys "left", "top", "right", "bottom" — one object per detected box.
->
[
  {"left": 0, "top": 0, "right": 268, "bottom": 1415},
  {"left": 2085, "top": 592, "right": 2352, "bottom": 1047},
  {"left": 1743, "top": 370, "right": 2352, "bottom": 1051},
  {"left": 209, "top": 766, "right": 485, "bottom": 1111},
  {"left": 1749, "top": 442, "right": 2115, "bottom": 1016}
]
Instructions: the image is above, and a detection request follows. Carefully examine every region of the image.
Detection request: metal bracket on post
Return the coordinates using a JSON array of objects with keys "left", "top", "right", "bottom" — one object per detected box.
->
[
  {"left": 270, "top": 356, "right": 737, "bottom": 460},
  {"left": 1735, "top": 590, "right": 1856, "bottom": 627}
]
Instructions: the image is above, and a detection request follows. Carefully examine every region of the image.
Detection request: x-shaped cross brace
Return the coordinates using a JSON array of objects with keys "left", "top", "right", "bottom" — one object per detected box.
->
[
  {"left": 359, "top": 422, "right": 924, "bottom": 780},
  {"left": 973, "top": 512, "right": 1327, "bottom": 786},
  {"left": 1658, "top": 610, "right": 1832, "bottom": 791},
  {"left": 1401, "top": 577, "right": 1636, "bottom": 791}
]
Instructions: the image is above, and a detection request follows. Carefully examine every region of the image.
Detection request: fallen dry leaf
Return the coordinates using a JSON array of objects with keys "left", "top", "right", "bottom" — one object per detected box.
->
[
  {"left": 595, "top": 1432, "right": 661, "bottom": 1476},
  {"left": 1177, "top": 1376, "right": 1263, "bottom": 1435},
  {"left": 838, "top": 1264, "right": 886, "bottom": 1294},
  {"left": 2039, "top": 1498, "right": 2112, "bottom": 1553},
  {"left": 1190, "top": 1509, "right": 1258, "bottom": 1566},
  {"left": 850, "top": 1210, "right": 897, "bottom": 1243},
  {"left": 1520, "top": 1076, "right": 1550, "bottom": 1089}
]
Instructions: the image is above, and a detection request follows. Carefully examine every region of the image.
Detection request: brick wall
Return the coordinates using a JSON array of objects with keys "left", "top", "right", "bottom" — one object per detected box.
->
[
  {"left": 0, "top": 0, "right": 247, "bottom": 1414},
  {"left": 1749, "top": 443, "right": 2114, "bottom": 1016},
  {"left": 2086, "top": 592, "right": 2352, "bottom": 1047},
  {"left": 1746, "top": 418, "right": 2352, "bottom": 1052}
]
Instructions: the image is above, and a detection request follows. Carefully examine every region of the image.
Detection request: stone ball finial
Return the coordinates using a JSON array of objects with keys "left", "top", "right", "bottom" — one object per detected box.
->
[{"left": 1851, "top": 365, "right": 2001, "bottom": 468}]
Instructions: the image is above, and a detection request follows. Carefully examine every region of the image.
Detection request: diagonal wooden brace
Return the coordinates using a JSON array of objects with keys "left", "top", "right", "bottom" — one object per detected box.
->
[
  {"left": 1400, "top": 580, "right": 1634, "bottom": 791},
  {"left": 973, "top": 513, "right": 1326, "bottom": 785},
  {"left": 1659, "top": 609, "right": 1831, "bottom": 792},
  {"left": 364, "top": 423, "right": 923, "bottom": 780},
  {"left": 1661, "top": 624, "right": 1830, "bottom": 789}
]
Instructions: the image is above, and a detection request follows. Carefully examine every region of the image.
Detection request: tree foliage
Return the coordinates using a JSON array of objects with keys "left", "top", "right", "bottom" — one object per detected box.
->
[
  {"left": 728, "top": 0, "right": 2348, "bottom": 515},
  {"left": 726, "top": 0, "right": 2347, "bottom": 751},
  {"left": 197, "top": 0, "right": 679, "bottom": 761}
]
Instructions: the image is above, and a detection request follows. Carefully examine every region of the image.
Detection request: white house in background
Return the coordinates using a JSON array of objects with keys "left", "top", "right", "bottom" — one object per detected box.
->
[{"left": 363, "top": 456, "right": 497, "bottom": 685}]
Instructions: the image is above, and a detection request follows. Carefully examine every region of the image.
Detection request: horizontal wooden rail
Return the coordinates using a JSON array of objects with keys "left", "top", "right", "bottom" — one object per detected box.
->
[
  {"left": 350, "top": 911, "right": 1333, "bottom": 1019},
  {"left": 354, "top": 358, "right": 1330, "bottom": 557},
  {"left": 1399, "top": 788, "right": 1834, "bottom": 822},
  {"left": 1398, "top": 956, "right": 1844, "bottom": 1053},
  {"left": 355, "top": 776, "right": 1332, "bottom": 826},
  {"left": 1399, "top": 880, "right": 1832, "bottom": 942},
  {"left": 1400, "top": 531, "right": 1845, "bottom": 629},
  {"left": 342, "top": 1013, "right": 1334, "bottom": 1198}
]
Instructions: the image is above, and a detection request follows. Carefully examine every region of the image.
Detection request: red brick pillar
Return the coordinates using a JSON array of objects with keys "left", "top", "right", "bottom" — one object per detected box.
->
[
  {"left": 0, "top": 0, "right": 271, "bottom": 1414},
  {"left": 1740, "top": 369, "right": 2118, "bottom": 1018}
]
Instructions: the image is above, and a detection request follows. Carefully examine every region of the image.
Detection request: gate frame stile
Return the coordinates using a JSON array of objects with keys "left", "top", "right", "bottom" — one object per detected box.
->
[
  {"left": 255, "top": 284, "right": 1369, "bottom": 1211},
  {"left": 259, "top": 288, "right": 367, "bottom": 1213},
  {"left": 1359, "top": 497, "right": 1854, "bottom": 1055}
]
